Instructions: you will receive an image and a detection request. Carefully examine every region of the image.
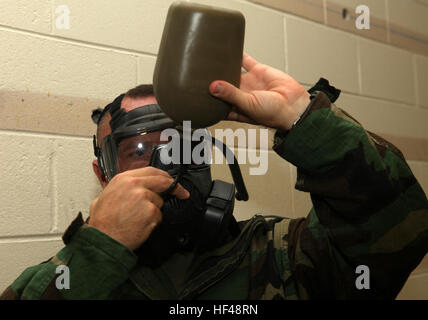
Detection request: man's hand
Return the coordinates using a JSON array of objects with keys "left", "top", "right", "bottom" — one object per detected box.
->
[
  {"left": 88, "top": 167, "right": 190, "bottom": 251},
  {"left": 209, "top": 53, "right": 311, "bottom": 130}
]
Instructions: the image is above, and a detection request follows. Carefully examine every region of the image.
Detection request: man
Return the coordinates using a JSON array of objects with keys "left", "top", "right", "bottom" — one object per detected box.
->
[{"left": 2, "top": 54, "right": 427, "bottom": 300}]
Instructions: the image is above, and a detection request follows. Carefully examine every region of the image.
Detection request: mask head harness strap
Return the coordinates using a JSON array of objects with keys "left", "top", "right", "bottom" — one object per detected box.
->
[{"left": 93, "top": 93, "right": 125, "bottom": 178}]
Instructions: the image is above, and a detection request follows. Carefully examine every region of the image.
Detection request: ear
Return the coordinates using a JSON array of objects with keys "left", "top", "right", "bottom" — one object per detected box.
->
[{"left": 92, "top": 160, "right": 108, "bottom": 189}]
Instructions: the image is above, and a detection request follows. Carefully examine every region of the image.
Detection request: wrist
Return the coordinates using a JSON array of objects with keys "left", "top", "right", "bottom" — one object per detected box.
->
[
  {"left": 89, "top": 222, "right": 138, "bottom": 251},
  {"left": 280, "top": 91, "right": 311, "bottom": 131}
]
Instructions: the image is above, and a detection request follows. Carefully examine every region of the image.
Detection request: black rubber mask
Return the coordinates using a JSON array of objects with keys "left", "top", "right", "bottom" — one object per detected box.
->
[{"left": 94, "top": 99, "right": 248, "bottom": 267}]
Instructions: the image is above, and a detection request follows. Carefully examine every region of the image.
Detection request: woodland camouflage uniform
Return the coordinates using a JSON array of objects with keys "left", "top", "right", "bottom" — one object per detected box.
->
[{"left": 1, "top": 83, "right": 427, "bottom": 300}]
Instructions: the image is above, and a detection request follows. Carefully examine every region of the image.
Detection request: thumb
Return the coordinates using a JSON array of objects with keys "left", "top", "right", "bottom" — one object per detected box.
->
[{"left": 209, "top": 81, "right": 250, "bottom": 109}]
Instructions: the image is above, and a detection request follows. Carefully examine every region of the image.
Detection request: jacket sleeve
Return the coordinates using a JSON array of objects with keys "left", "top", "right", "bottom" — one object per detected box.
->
[
  {"left": 0, "top": 216, "right": 137, "bottom": 300},
  {"left": 273, "top": 91, "right": 428, "bottom": 299}
]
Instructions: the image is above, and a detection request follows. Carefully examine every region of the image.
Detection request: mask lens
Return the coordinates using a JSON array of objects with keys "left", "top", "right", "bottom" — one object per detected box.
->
[{"left": 117, "top": 131, "right": 165, "bottom": 172}]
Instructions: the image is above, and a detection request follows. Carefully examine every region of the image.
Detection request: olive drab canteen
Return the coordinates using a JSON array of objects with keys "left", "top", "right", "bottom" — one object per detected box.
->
[{"left": 153, "top": 1, "right": 246, "bottom": 128}]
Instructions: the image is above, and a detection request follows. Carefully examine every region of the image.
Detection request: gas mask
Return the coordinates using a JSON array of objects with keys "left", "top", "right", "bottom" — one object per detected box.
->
[{"left": 93, "top": 94, "right": 248, "bottom": 267}]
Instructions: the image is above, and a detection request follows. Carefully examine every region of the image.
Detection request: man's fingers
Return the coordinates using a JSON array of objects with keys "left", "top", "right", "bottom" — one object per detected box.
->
[
  {"left": 123, "top": 166, "right": 171, "bottom": 178},
  {"left": 168, "top": 183, "right": 191, "bottom": 200},
  {"left": 116, "top": 166, "right": 191, "bottom": 200},
  {"left": 136, "top": 176, "right": 190, "bottom": 200},
  {"left": 209, "top": 81, "right": 251, "bottom": 111},
  {"left": 141, "top": 189, "right": 164, "bottom": 209},
  {"left": 242, "top": 53, "right": 258, "bottom": 72},
  {"left": 226, "top": 111, "right": 257, "bottom": 125}
]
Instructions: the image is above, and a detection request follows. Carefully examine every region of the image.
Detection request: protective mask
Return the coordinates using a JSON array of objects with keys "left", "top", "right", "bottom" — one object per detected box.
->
[{"left": 93, "top": 99, "right": 248, "bottom": 267}]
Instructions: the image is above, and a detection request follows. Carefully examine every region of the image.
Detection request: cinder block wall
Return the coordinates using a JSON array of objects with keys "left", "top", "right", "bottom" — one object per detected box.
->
[{"left": 0, "top": 0, "right": 427, "bottom": 299}]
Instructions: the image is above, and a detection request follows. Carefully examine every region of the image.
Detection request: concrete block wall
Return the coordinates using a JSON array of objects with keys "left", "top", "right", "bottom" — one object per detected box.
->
[{"left": 0, "top": 0, "right": 427, "bottom": 299}]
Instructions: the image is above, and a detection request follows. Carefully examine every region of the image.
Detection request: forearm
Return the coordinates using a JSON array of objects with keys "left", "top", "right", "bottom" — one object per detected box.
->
[{"left": 274, "top": 91, "right": 426, "bottom": 218}]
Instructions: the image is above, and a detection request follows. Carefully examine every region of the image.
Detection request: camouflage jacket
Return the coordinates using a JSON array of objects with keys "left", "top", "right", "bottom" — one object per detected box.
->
[{"left": 1, "top": 88, "right": 427, "bottom": 300}]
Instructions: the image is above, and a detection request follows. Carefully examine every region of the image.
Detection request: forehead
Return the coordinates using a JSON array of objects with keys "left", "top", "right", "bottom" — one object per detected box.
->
[{"left": 121, "top": 95, "right": 157, "bottom": 112}]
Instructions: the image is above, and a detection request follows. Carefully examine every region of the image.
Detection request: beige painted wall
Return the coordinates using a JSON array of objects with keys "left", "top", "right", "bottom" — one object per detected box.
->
[{"left": 0, "top": 0, "right": 427, "bottom": 299}]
